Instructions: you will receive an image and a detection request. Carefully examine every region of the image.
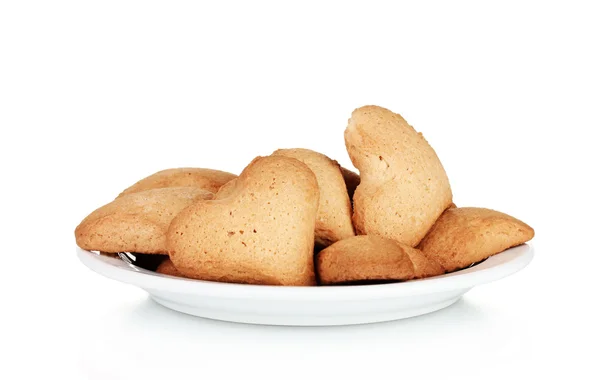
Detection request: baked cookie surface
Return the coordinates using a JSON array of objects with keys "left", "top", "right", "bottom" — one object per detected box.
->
[
  {"left": 75, "top": 187, "right": 213, "bottom": 254},
  {"left": 418, "top": 207, "right": 535, "bottom": 272},
  {"left": 156, "top": 258, "right": 185, "bottom": 277},
  {"left": 118, "top": 168, "right": 237, "bottom": 197},
  {"left": 167, "top": 156, "right": 319, "bottom": 286},
  {"left": 344, "top": 105, "right": 453, "bottom": 246},
  {"left": 316, "top": 235, "right": 444, "bottom": 285},
  {"left": 272, "top": 148, "right": 354, "bottom": 246}
]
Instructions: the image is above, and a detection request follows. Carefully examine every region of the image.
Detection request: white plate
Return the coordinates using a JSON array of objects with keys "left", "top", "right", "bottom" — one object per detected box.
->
[{"left": 77, "top": 245, "right": 533, "bottom": 326}]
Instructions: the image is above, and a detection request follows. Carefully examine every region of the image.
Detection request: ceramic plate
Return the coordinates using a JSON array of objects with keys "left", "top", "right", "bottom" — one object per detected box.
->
[{"left": 77, "top": 244, "right": 533, "bottom": 326}]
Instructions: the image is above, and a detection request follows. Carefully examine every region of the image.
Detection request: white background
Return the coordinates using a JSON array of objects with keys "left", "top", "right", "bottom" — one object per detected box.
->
[{"left": 1, "top": 1, "right": 599, "bottom": 379}]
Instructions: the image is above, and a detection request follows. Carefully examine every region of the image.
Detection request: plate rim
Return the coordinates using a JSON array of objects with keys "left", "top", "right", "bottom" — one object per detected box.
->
[{"left": 76, "top": 244, "right": 534, "bottom": 300}]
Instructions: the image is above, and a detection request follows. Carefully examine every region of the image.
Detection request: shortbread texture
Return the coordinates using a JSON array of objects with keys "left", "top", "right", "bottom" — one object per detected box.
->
[
  {"left": 316, "top": 235, "right": 444, "bottom": 285},
  {"left": 418, "top": 207, "right": 534, "bottom": 272},
  {"left": 273, "top": 148, "right": 354, "bottom": 246},
  {"left": 75, "top": 187, "right": 213, "bottom": 254},
  {"left": 118, "top": 168, "right": 236, "bottom": 197},
  {"left": 167, "top": 156, "right": 319, "bottom": 286},
  {"left": 344, "top": 105, "right": 453, "bottom": 246}
]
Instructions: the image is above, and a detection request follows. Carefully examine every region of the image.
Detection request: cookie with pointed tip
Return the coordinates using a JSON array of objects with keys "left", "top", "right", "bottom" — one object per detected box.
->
[
  {"left": 118, "top": 168, "right": 237, "bottom": 197},
  {"left": 418, "top": 207, "right": 534, "bottom": 272},
  {"left": 316, "top": 235, "right": 444, "bottom": 285},
  {"left": 156, "top": 258, "right": 185, "bottom": 277},
  {"left": 272, "top": 148, "right": 354, "bottom": 246},
  {"left": 344, "top": 105, "right": 453, "bottom": 246},
  {"left": 75, "top": 187, "right": 214, "bottom": 254},
  {"left": 167, "top": 156, "right": 320, "bottom": 286}
]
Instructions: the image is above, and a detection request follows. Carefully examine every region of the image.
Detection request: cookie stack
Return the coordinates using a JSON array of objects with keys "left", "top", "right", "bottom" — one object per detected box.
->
[{"left": 75, "top": 105, "right": 534, "bottom": 286}]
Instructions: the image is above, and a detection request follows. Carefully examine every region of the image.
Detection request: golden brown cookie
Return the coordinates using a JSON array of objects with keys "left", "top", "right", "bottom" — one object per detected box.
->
[
  {"left": 344, "top": 105, "right": 453, "bottom": 246},
  {"left": 156, "top": 258, "right": 185, "bottom": 277},
  {"left": 167, "top": 156, "right": 320, "bottom": 286},
  {"left": 339, "top": 166, "right": 360, "bottom": 201},
  {"left": 316, "top": 235, "right": 444, "bottom": 285},
  {"left": 418, "top": 207, "right": 535, "bottom": 272},
  {"left": 75, "top": 187, "right": 213, "bottom": 254},
  {"left": 272, "top": 148, "right": 354, "bottom": 246},
  {"left": 118, "top": 168, "right": 237, "bottom": 197},
  {"left": 403, "top": 248, "right": 445, "bottom": 278}
]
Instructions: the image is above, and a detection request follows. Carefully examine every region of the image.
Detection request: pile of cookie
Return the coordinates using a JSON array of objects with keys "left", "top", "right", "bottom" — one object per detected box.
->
[{"left": 75, "top": 105, "right": 534, "bottom": 286}]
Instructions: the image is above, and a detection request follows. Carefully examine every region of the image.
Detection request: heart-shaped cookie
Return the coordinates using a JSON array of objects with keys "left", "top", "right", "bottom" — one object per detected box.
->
[
  {"left": 118, "top": 168, "right": 237, "bottom": 197},
  {"left": 167, "top": 156, "right": 319, "bottom": 286},
  {"left": 418, "top": 207, "right": 535, "bottom": 272},
  {"left": 344, "top": 105, "right": 453, "bottom": 246},
  {"left": 316, "top": 235, "right": 444, "bottom": 285},
  {"left": 272, "top": 148, "right": 355, "bottom": 247},
  {"left": 75, "top": 187, "right": 213, "bottom": 254}
]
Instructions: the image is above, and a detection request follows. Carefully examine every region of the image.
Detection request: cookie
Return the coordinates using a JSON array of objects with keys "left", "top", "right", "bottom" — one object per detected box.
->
[
  {"left": 339, "top": 166, "right": 360, "bottom": 201},
  {"left": 344, "top": 105, "right": 453, "bottom": 246},
  {"left": 272, "top": 148, "right": 354, "bottom": 246},
  {"left": 418, "top": 207, "right": 535, "bottom": 272},
  {"left": 75, "top": 187, "right": 213, "bottom": 254},
  {"left": 403, "top": 248, "right": 445, "bottom": 278},
  {"left": 316, "top": 235, "right": 444, "bottom": 285},
  {"left": 167, "top": 156, "right": 319, "bottom": 286},
  {"left": 118, "top": 168, "right": 237, "bottom": 197},
  {"left": 156, "top": 258, "right": 185, "bottom": 277}
]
